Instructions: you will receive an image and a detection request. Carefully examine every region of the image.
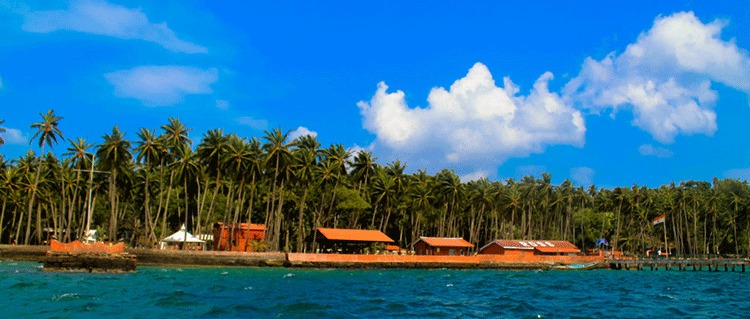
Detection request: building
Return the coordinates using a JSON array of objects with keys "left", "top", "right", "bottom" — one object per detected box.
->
[
  {"left": 479, "top": 240, "right": 581, "bottom": 256},
  {"left": 413, "top": 237, "right": 474, "bottom": 256},
  {"left": 213, "top": 222, "right": 266, "bottom": 252},
  {"left": 313, "top": 228, "right": 394, "bottom": 253}
]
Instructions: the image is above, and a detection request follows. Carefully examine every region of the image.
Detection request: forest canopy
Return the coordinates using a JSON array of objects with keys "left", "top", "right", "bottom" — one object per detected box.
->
[{"left": 1, "top": 111, "right": 749, "bottom": 256}]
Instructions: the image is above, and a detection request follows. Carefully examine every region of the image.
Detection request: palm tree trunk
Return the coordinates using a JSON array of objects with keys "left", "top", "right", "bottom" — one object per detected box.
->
[
  {"left": 108, "top": 169, "right": 118, "bottom": 241},
  {"left": 296, "top": 187, "right": 309, "bottom": 252},
  {"left": 160, "top": 170, "right": 175, "bottom": 240},
  {"left": 0, "top": 198, "right": 7, "bottom": 243},
  {"left": 35, "top": 202, "right": 43, "bottom": 244}
]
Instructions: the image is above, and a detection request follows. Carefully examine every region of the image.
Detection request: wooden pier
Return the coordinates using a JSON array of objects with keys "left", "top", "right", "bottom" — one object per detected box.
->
[{"left": 608, "top": 258, "right": 749, "bottom": 272}]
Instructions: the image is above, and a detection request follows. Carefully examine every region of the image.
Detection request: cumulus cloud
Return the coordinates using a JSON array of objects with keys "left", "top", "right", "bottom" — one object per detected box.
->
[
  {"left": 1, "top": 128, "right": 28, "bottom": 145},
  {"left": 22, "top": 0, "right": 206, "bottom": 53},
  {"left": 236, "top": 116, "right": 269, "bottom": 131},
  {"left": 288, "top": 126, "right": 318, "bottom": 141},
  {"left": 105, "top": 66, "right": 218, "bottom": 106},
  {"left": 359, "top": 63, "right": 585, "bottom": 176},
  {"left": 638, "top": 144, "right": 673, "bottom": 158},
  {"left": 565, "top": 11, "right": 750, "bottom": 143},
  {"left": 570, "top": 167, "right": 595, "bottom": 186}
]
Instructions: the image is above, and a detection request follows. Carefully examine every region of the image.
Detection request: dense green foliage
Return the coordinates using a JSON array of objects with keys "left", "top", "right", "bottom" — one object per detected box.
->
[{"left": 1, "top": 111, "right": 749, "bottom": 256}]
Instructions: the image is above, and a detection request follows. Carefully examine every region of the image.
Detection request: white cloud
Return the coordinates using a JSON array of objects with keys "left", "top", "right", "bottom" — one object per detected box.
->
[
  {"left": 288, "top": 126, "right": 318, "bottom": 141},
  {"left": 461, "top": 170, "right": 489, "bottom": 182},
  {"left": 236, "top": 116, "right": 269, "bottom": 131},
  {"left": 565, "top": 11, "right": 750, "bottom": 143},
  {"left": 105, "top": 66, "right": 218, "bottom": 106},
  {"left": 638, "top": 144, "right": 673, "bottom": 158},
  {"left": 215, "top": 99, "right": 229, "bottom": 110},
  {"left": 358, "top": 63, "right": 585, "bottom": 177},
  {"left": 22, "top": 0, "right": 206, "bottom": 53},
  {"left": 725, "top": 168, "right": 750, "bottom": 181},
  {"left": 570, "top": 167, "right": 595, "bottom": 186},
  {"left": 347, "top": 144, "right": 374, "bottom": 158},
  {"left": 1, "top": 128, "right": 28, "bottom": 145}
]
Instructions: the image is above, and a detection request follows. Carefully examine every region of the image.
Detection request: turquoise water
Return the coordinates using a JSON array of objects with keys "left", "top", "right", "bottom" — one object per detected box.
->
[{"left": 1, "top": 261, "right": 748, "bottom": 318}]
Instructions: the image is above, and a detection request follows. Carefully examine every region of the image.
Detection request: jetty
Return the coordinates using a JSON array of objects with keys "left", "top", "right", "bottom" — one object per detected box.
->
[{"left": 607, "top": 257, "right": 749, "bottom": 272}]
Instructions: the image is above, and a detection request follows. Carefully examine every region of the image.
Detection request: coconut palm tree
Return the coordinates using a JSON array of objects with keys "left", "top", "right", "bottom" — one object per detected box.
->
[
  {"left": 262, "top": 128, "right": 292, "bottom": 251},
  {"left": 196, "top": 128, "right": 228, "bottom": 235},
  {"left": 97, "top": 126, "right": 132, "bottom": 241},
  {"left": 62, "top": 137, "right": 95, "bottom": 241},
  {"left": 134, "top": 128, "right": 166, "bottom": 244},
  {"left": 161, "top": 117, "right": 192, "bottom": 151},
  {"left": 291, "top": 135, "right": 320, "bottom": 252},
  {"left": 0, "top": 165, "right": 19, "bottom": 243},
  {"left": 26, "top": 109, "right": 63, "bottom": 244}
]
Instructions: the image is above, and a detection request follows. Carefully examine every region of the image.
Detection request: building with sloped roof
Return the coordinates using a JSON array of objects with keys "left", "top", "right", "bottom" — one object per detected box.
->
[
  {"left": 213, "top": 222, "right": 266, "bottom": 252},
  {"left": 479, "top": 240, "right": 580, "bottom": 256},
  {"left": 413, "top": 237, "right": 474, "bottom": 256},
  {"left": 313, "top": 228, "right": 395, "bottom": 253}
]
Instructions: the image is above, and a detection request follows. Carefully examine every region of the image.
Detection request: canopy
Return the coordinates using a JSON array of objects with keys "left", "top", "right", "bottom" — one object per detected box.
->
[{"left": 161, "top": 224, "right": 205, "bottom": 243}]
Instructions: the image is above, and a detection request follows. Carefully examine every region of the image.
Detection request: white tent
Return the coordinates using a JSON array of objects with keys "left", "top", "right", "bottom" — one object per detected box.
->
[
  {"left": 160, "top": 225, "right": 205, "bottom": 249},
  {"left": 85, "top": 230, "right": 97, "bottom": 243}
]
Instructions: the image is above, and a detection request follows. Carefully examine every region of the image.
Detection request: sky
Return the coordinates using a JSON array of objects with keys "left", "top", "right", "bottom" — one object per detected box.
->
[{"left": 1, "top": 1, "right": 750, "bottom": 189}]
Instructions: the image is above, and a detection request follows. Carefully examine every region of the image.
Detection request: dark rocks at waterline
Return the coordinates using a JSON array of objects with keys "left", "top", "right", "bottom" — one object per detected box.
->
[{"left": 41, "top": 252, "right": 137, "bottom": 273}]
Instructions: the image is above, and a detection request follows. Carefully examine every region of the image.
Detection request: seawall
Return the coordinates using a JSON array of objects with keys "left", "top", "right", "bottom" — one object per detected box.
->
[{"left": 0, "top": 244, "right": 605, "bottom": 269}]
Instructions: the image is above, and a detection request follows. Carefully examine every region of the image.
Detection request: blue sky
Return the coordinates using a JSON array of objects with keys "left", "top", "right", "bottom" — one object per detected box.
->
[{"left": 1, "top": 1, "right": 750, "bottom": 188}]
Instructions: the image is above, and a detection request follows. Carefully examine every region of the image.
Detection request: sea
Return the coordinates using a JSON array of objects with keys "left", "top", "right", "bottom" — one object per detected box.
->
[{"left": 1, "top": 261, "right": 747, "bottom": 318}]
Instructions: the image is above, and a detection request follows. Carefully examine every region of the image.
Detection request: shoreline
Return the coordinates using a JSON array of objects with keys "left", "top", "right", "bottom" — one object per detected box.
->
[{"left": 0, "top": 244, "right": 606, "bottom": 270}]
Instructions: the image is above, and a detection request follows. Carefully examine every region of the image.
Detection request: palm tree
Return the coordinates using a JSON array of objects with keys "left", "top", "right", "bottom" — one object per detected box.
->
[
  {"left": 291, "top": 135, "right": 320, "bottom": 252},
  {"left": 196, "top": 128, "right": 228, "bottom": 236},
  {"left": 63, "top": 137, "right": 95, "bottom": 241},
  {"left": 262, "top": 128, "right": 292, "bottom": 251},
  {"left": 157, "top": 118, "right": 191, "bottom": 240},
  {"left": 0, "top": 165, "right": 19, "bottom": 243},
  {"left": 26, "top": 109, "right": 63, "bottom": 244},
  {"left": 322, "top": 144, "right": 351, "bottom": 224},
  {"left": 437, "top": 169, "right": 463, "bottom": 237},
  {"left": 161, "top": 117, "right": 192, "bottom": 151},
  {"left": 134, "top": 128, "right": 166, "bottom": 245},
  {"left": 97, "top": 126, "right": 132, "bottom": 241},
  {"left": 221, "top": 135, "right": 254, "bottom": 240}
]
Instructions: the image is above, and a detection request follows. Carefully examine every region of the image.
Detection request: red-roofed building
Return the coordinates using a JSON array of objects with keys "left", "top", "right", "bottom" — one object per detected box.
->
[
  {"left": 213, "top": 222, "right": 266, "bottom": 252},
  {"left": 413, "top": 237, "right": 474, "bottom": 256},
  {"left": 313, "top": 228, "right": 395, "bottom": 253},
  {"left": 479, "top": 240, "right": 580, "bottom": 256}
]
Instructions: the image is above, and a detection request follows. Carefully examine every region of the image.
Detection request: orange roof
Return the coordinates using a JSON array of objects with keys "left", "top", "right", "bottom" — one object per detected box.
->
[
  {"left": 316, "top": 228, "right": 394, "bottom": 243},
  {"left": 417, "top": 237, "right": 474, "bottom": 248},
  {"left": 481, "top": 240, "right": 579, "bottom": 253}
]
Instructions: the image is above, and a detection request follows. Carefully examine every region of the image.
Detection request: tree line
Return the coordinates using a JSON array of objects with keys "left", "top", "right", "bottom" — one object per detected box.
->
[{"left": 1, "top": 110, "right": 749, "bottom": 256}]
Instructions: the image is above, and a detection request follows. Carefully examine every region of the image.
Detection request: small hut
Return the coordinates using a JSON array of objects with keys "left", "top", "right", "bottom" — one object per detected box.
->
[
  {"left": 413, "top": 237, "right": 474, "bottom": 256},
  {"left": 213, "top": 222, "right": 266, "bottom": 252},
  {"left": 160, "top": 225, "right": 206, "bottom": 250},
  {"left": 313, "top": 228, "right": 394, "bottom": 254},
  {"left": 479, "top": 240, "right": 580, "bottom": 256}
]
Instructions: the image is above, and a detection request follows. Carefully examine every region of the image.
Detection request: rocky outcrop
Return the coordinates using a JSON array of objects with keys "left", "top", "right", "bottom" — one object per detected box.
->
[
  {"left": 41, "top": 251, "right": 137, "bottom": 273},
  {"left": 128, "top": 248, "right": 287, "bottom": 267}
]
